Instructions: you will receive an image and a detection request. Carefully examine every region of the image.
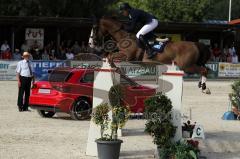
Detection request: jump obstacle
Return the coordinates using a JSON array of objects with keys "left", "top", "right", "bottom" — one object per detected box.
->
[{"left": 86, "top": 59, "right": 184, "bottom": 157}]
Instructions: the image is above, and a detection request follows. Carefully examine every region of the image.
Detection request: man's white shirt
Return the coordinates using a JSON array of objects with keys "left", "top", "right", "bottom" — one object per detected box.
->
[{"left": 16, "top": 59, "right": 34, "bottom": 77}]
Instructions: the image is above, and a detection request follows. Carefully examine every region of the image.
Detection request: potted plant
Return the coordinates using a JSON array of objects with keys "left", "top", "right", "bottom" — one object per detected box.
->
[
  {"left": 144, "top": 92, "right": 176, "bottom": 159},
  {"left": 229, "top": 80, "right": 240, "bottom": 120},
  {"left": 92, "top": 84, "right": 130, "bottom": 159}
]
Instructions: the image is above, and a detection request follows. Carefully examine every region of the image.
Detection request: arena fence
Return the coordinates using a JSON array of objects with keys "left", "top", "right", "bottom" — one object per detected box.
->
[{"left": 0, "top": 60, "right": 239, "bottom": 81}]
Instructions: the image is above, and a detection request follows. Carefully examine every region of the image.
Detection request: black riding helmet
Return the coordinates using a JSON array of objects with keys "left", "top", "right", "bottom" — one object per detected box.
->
[{"left": 119, "top": 2, "right": 132, "bottom": 13}]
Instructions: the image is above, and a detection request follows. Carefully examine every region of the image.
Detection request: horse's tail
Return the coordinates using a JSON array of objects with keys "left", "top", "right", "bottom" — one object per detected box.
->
[{"left": 195, "top": 42, "right": 211, "bottom": 67}]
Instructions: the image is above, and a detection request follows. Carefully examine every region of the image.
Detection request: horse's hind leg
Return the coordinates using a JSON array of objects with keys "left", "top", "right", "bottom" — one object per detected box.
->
[
  {"left": 197, "top": 66, "right": 211, "bottom": 94},
  {"left": 199, "top": 67, "right": 208, "bottom": 91},
  {"left": 198, "top": 76, "right": 202, "bottom": 88},
  {"left": 184, "top": 65, "right": 210, "bottom": 93}
]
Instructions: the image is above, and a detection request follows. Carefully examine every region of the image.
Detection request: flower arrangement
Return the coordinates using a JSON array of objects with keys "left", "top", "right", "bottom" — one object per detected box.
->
[
  {"left": 182, "top": 120, "right": 196, "bottom": 137},
  {"left": 169, "top": 140, "right": 200, "bottom": 159},
  {"left": 229, "top": 80, "right": 240, "bottom": 118},
  {"left": 144, "top": 92, "right": 201, "bottom": 159}
]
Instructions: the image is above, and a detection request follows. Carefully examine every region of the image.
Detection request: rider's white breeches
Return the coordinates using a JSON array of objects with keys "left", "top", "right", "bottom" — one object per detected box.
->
[{"left": 136, "top": 19, "right": 158, "bottom": 39}]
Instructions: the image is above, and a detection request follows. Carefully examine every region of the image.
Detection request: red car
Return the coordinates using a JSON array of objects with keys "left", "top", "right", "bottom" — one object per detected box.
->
[{"left": 29, "top": 68, "right": 155, "bottom": 120}]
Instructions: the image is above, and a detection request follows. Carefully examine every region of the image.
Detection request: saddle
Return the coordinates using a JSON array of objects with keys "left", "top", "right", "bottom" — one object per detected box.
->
[{"left": 146, "top": 33, "right": 169, "bottom": 53}]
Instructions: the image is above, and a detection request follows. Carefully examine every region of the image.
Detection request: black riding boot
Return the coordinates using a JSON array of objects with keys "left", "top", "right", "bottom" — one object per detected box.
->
[{"left": 139, "top": 35, "right": 157, "bottom": 59}]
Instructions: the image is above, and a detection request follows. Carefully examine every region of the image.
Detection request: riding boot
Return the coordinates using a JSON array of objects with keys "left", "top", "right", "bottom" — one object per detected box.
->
[{"left": 139, "top": 35, "right": 157, "bottom": 59}]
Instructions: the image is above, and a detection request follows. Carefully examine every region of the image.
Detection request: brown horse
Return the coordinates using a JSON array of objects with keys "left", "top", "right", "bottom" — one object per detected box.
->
[{"left": 89, "top": 17, "right": 211, "bottom": 93}]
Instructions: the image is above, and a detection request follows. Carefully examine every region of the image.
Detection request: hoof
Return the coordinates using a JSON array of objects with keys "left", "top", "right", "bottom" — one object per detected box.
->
[
  {"left": 202, "top": 88, "right": 211, "bottom": 95},
  {"left": 201, "top": 83, "right": 206, "bottom": 90},
  {"left": 198, "top": 82, "right": 202, "bottom": 88}
]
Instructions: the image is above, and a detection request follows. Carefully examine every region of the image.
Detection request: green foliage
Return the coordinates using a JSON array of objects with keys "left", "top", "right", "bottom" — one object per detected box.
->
[
  {"left": 229, "top": 80, "right": 240, "bottom": 110},
  {"left": 0, "top": 0, "right": 118, "bottom": 17},
  {"left": 92, "top": 103, "right": 110, "bottom": 139},
  {"left": 108, "top": 84, "right": 123, "bottom": 106},
  {"left": 1, "top": 0, "right": 239, "bottom": 21},
  {"left": 111, "top": 105, "right": 130, "bottom": 140},
  {"left": 92, "top": 103, "right": 130, "bottom": 141},
  {"left": 115, "top": 0, "right": 210, "bottom": 22},
  {"left": 169, "top": 140, "right": 200, "bottom": 159},
  {"left": 206, "top": 0, "right": 240, "bottom": 20},
  {"left": 144, "top": 92, "right": 176, "bottom": 148}
]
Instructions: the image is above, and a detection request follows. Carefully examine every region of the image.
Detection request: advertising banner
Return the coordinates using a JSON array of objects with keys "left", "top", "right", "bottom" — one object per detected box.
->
[
  {"left": 0, "top": 60, "right": 18, "bottom": 80},
  {"left": 1, "top": 60, "right": 239, "bottom": 81},
  {"left": 0, "top": 60, "right": 68, "bottom": 81},
  {"left": 70, "top": 60, "right": 157, "bottom": 80},
  {"left": 25, "top": 28, "right": 44, "bottom": 49},
  {"left": 32, "top": 61, "right": 68, "bottom": 80},
  {"left": 218, "top": 62, "right": 240, "bottom": 77}
]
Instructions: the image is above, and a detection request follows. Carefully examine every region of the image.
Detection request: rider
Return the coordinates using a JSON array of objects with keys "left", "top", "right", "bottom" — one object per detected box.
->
[{"left": 119, "top": 2, "right": 159, "bottom": 59}]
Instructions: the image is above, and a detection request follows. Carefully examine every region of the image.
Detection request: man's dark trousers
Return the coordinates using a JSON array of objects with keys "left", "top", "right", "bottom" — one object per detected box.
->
[{"left": 17, "top": 76, "right": 32, "bottom": 111}]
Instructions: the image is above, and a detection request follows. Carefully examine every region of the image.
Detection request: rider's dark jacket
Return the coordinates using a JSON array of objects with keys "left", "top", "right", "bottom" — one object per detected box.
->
[{"left": 124, "top": 8, "right": 157, "bottom": 32}]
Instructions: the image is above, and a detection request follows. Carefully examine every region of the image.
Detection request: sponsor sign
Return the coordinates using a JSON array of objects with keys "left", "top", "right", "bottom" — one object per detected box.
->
[
  {"left": 0, "top": 60, "right": 18, "bottom": 80},
  {"left": 70, "top": 61, "right": 158, "bottom": 80},
  {"left": 2, "top": 60, "right": 238, "bottom": 81},
  {"left": 0, "top": 60, "right": 68, "bottom": 81},
  {"left": 25, "top": 28, "right": 44, "bottom": 49},
  {"left": 32, "top": 61, "right": 68, "bottom": 80},
  {"left": 218, "top": 62, "right": 240, "bottom": 77}
]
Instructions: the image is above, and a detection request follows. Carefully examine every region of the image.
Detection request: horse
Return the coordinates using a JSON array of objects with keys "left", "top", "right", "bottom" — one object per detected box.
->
[{"left": 89, "top": 17, "right": 211, "bottom": 93}]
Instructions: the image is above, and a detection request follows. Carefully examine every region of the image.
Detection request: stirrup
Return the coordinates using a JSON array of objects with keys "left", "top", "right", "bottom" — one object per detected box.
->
[
  {"left": 156, "top": 38, "right": 169, "bottom": 43},
  {"left": 147, "top": 50, "right": 157, "bottom": 59}
]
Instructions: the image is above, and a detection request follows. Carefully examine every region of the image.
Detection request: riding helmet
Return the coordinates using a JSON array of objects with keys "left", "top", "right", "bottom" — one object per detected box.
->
[{"left": 119, "top": 2, "right": 132, "bottom": 11}]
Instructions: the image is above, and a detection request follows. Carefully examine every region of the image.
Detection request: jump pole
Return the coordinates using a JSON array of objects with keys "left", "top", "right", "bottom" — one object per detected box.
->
[
  {"left": 86, "top": 59, "right": 120, "bottom": 156},
  {"left": 158, "top": 65, "right": 184, "bottom": 141}
]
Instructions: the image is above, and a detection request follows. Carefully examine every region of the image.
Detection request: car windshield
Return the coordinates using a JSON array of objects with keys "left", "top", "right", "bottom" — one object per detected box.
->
[{"left": 38, "top": 74, "right": 49, "bottom": 81}]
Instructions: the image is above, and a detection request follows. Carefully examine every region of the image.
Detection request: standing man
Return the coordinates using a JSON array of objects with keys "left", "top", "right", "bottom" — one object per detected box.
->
[{"left": 16, "top": 52, "right": 35, "bottom": 112}]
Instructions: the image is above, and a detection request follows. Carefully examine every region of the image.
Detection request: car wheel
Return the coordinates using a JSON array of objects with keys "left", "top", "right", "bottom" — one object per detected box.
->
[
  {"left": 70, "top": 98, "right": 92, "bottom": 120},
  {"left": 37, "top": 110, "right": 55, "bottom": 118}
]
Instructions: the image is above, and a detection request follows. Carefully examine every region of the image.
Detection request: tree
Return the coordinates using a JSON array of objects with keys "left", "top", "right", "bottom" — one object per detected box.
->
[
  {"left": 1, "top": 0, "right": 239, "bottom": 21},
  {"left": 114, "top": 0, "right": 211, "bottom": 22},
  {"left": 0, "top": 0, "right": 118, "bottom": 17},
  {"left": 206, "top": 0, "right": 240, "bottom": 20}
]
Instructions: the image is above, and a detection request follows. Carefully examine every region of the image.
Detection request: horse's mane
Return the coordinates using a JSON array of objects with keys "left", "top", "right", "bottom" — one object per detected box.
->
[{"left": 101, "top": 16, "right": 123, "bottom": 26}]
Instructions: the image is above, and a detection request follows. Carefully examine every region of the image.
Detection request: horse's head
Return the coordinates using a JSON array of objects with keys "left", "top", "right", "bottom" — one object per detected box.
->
[
  {"left": 89, "top": 17, "right": 123, "bottom": 49},
  {"left": 88, "top": 24, "right": 99, "bottom": 49}
]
